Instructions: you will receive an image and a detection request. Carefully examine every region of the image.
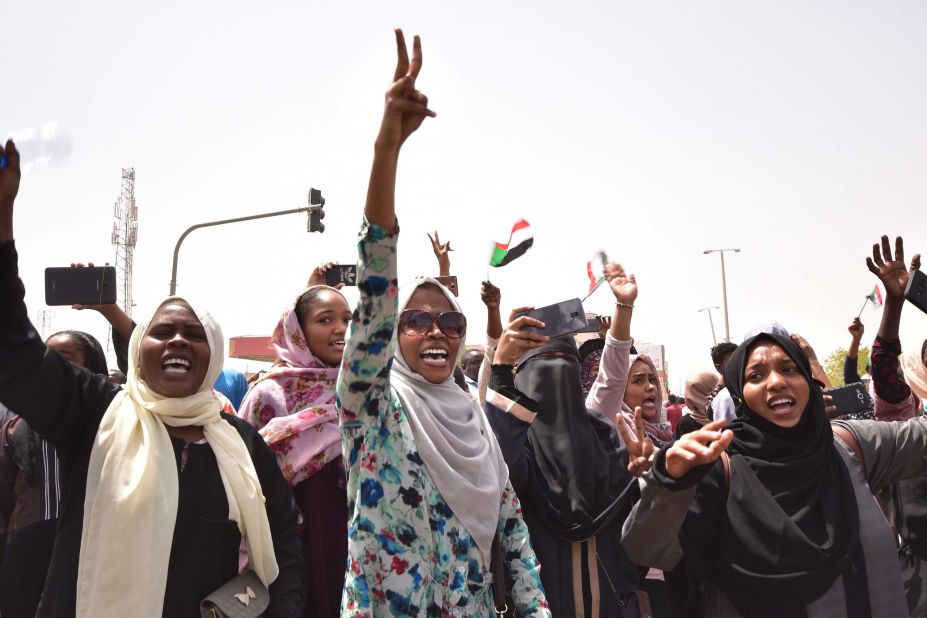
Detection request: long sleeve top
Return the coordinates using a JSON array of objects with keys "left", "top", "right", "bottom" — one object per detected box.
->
[
  {"left": 844, "top": 354, "right": 861, "bottom": 385},
  {"left": 620, "top": 417, "right": 927, "bottom": 616},
  {"left": 0, "top": 241, "right": 305, "bottom": 618},
  {"left": 870, "top": 336, "right": 920, "bottom": 421},
  {"left": 335, "top": 220, "right": 549, "bottom": 617},
  {"left": 484, "top": 334, "right": 639, "bottom": 616}
]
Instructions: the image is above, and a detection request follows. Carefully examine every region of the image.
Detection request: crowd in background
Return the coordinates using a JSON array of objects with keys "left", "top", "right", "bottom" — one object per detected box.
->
[{"left": 2, "top": 28, "right": 927, "bottom": 618}]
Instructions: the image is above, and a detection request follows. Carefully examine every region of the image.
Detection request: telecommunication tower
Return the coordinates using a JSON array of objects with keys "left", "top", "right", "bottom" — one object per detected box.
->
[
  {"left": 111, "top": 168, "right": 138, "bottom": 317},
  {"left": 35, "top": 310, "right": 54, "bottom": 340}
]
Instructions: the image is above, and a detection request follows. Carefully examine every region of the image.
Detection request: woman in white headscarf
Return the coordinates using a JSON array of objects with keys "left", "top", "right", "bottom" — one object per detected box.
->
[
  {"left": 334, "top": 29, "right": 549, "bottom": 617},
  {"left": 0, "top": 144, "right": 305, "bottom": 618}
]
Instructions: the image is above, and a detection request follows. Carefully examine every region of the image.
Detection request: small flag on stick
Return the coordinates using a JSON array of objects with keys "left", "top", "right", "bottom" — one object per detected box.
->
[
  {"left": 489, "top": 219, "right": 533, "bottom": 267},
  {"left": 857, "top": 285, "right": 885, "bottom": 318},
  {"left": 586, "top": 250, "right": 609, "bottom": 294}
]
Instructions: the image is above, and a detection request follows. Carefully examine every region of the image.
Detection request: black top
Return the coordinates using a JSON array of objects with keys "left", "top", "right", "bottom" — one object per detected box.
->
[{"left": 0, "top": 241, "right": 305, "bottom": 617}]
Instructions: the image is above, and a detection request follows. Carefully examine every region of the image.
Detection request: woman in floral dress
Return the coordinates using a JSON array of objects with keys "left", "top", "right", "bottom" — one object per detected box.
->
[{"left": 335, "top": 29, "right": 550, "bottom": 618}]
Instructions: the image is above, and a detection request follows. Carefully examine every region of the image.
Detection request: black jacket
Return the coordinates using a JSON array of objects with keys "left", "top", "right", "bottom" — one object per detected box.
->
[{"left": 0, "top": 241, "right": 305, "bottom": 617}]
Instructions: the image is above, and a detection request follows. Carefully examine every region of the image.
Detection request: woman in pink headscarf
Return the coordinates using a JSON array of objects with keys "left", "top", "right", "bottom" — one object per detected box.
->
[{"left": 238, "top": 277, "right": 352, "bottom": 618}]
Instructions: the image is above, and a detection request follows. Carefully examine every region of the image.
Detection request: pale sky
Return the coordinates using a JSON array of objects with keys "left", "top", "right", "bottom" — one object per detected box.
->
[{"left": 5, "top": 0, "right": 927, "bottom": 392}]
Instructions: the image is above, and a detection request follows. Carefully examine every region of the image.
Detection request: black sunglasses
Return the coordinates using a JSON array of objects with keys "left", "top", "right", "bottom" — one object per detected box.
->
[{"left": 399, "top": 309, "right": 467, "bottom": 339}]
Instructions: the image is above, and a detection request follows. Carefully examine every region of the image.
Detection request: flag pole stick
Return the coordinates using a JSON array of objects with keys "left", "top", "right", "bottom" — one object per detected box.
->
[
  {"left": 581, "top": 278, "right": 605, "bottom": 303},
  {"left": 856, "top": 297, "right": 869, "bottom": 319}
]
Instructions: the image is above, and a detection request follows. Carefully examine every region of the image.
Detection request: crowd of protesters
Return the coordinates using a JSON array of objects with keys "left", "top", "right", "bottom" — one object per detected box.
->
[{"left": 2, "top": 28, "right": 927, "bottom": 618}]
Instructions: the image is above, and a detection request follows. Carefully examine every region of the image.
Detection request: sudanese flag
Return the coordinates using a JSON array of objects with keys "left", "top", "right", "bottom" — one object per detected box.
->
[{"left": 489, "top": 219, "right": 533, "bottom": 267}]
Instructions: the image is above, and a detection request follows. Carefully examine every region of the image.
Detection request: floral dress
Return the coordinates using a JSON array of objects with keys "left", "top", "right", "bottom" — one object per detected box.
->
[{"left": 336, "top": 220, "right": 550, "bottom": 617}]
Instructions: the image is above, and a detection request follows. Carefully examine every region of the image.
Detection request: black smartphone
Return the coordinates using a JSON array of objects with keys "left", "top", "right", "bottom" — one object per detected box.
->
[
  {"left": 45, "top": 266, "right": 117, "bottom": 306},
  {"left": 576, "top": 315, "right": 602, "bottom": 334},
  {"left": 905, "top": 269, "right": 927, "bottom": 315},
  {"left": 514, "top": 298, "right": 588, "bottom": 338},
  {"left": 435, "top": 275, "right": 459, "bottom": 297},
  {"left": 824, "top": 382, "right": 873, "bottom": 419},
  {"left": 325, "top": 264, "right": 358, "bottom": 287}
]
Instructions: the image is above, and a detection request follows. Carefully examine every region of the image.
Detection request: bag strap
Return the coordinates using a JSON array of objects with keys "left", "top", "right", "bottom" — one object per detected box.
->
[
  {"left": 491, "top": 533, "right": 508, "bottom": 615},
  {"left": 720, "top": 451, "right": 731, "bottom": 489},
  {"left": 832, "top": 424, "right": 866, "bottom": 473}
]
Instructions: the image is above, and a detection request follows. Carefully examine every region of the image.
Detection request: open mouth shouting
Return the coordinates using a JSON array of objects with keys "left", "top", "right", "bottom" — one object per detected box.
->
[
  {"left": 420, "top": 346, "right": 450, "bottom": 367},
  {"left": 162, "top": 355, "right": 192, "bottom": 376},
  {"left": 766, "top": 396, "right": 797, "bottom": 417}
]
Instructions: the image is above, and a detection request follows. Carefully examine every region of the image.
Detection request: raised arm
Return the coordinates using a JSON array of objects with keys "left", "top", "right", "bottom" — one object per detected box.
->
[
  {"left": 477, "top": 281, "right": 503, "bottom": 405},
  {"left": 867, "top": 236, "right": 922, "bottom": 406},
  {"left": 336, "top": 29, "right": 433, "bottom": 438},
  {"left": 427, "top": 231, "right": 452, "bottom": 277},
  {"left": 0, "top": 141, "right": 115, "bottom": 451},
  {"left": 844, "top": 318, "right": 864, "bottom": 385},
  {"left": 364, "top": 29, "right": 434, "bottom": 229},
  {"left": 586, "top": 262, "right": 636, "bottom": 413}
]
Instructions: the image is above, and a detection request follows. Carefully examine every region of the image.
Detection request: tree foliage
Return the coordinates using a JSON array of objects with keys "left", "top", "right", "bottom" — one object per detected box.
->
[{"left": 824, "top": 346, "right": 870, "bottom": 387}]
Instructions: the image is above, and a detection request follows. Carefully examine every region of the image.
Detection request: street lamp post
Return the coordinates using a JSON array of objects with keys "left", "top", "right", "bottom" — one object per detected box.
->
[
  {"left": 169, "top": 190, "right": 325, "bottom": 295},
  {"left": 698, "top": 306, "right": 720, "bottom": 345},
  {"left": 703, "top": 248, "right": 740, "bottom": 342}
]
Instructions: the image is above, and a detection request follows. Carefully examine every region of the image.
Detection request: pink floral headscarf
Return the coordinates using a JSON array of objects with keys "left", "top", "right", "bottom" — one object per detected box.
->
[{"left": 237, "top": 287, "right": 344, "bottom": 487}]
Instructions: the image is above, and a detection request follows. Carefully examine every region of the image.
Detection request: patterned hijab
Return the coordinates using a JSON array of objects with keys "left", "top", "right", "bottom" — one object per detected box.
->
[
  {"left": 620, "top": 354, "right": 674, "bottom": 445},
  {"left": 237, "top": 287, "right": 345, "bottom": 487}
]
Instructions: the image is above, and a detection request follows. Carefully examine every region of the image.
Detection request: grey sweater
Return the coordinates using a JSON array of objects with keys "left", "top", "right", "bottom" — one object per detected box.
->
[{"left": 621, "top": 417, "right": 927, "bottom": 617}]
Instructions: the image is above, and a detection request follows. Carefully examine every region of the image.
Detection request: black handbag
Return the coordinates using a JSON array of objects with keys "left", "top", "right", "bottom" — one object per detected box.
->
[{"left": 200, "top": 570, "right": 269, "bottom": 618}]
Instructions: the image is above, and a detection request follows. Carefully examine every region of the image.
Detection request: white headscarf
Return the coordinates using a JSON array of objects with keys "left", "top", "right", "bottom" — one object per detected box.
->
[
  {"left": 390, "top": 278, "right": 508, "bottom": 569},
  {"left": 76, "top": 297, "right": 278, "bottom": 617}
]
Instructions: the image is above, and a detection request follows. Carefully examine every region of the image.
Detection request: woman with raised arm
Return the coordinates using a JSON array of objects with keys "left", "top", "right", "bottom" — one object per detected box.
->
[
  {"left": 335, "top": 30, "right": 549, "bottom": 617},
  {"left": 0, "top": 140, "right": 304, "bottom": 617},
  {"left": 620, "top": 236, "right": 927, "bottom": 617},
  {"left": 484, "top": 263, "right": 646, "bottom": 616},
  {"left": 237, "top": 272, "right": 352, "bottom": 618}
]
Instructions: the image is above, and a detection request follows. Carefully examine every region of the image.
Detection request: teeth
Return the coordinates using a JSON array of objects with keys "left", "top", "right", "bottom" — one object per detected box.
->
[
  {"left": 770, "top": 398, "right": 793, "bottom": 407},
  {"left": 421, "top": 348, "right": 448, "bottom": 357},
  {"left": 163, "top": 358, "right": 190, "bottom": 367}
]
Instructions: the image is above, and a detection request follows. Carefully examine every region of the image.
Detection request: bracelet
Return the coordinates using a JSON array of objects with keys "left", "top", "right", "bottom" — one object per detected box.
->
[{"left": 616, "top": 301, "right": 635, "bottom": 309}]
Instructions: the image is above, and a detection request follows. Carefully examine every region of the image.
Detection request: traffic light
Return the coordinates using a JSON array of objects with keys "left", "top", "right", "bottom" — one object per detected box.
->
[{"left": 308, "top": 188, "right": 325, "bottom": 233}]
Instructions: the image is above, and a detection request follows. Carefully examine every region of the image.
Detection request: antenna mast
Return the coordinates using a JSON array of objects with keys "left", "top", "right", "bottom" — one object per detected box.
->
[{"left": 111, "top": 168, "right": 138, "bottom": 317}]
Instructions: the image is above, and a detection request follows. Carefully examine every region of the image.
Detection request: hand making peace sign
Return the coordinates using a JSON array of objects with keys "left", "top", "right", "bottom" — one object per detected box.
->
[
  {"left": 616, "top": 407, "right": 657, "bottom": 477},
  {"left": 377, "top": 29, "right": 436, "bottom": 150}
]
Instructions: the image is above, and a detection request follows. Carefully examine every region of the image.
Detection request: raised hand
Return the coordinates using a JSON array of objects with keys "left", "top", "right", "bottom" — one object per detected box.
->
[
  {"left": 616, "top": 407, "right": 656, "bottom": 476},
  {"left": 307, "top": 262, "right": 344, "bottom": 289},
  {"left": 493, "top": 306, "right": 549, "bottom": 365},
  {"left": 848, "top": 318, "right": 864, "bottom": 341},
  {"left": 597, "top": 315, "right": 611, "bottom": 339},
  {"left": 866, "top": 236, "right": 922, "bottom": 299},
  {"left": 604, "top": 262, "right": 637, "bottom": 306},
  {"left": 427, "top": 231, "right": 452, "bottom": 277},
  {"left": 481, "top": 281, "right": 501, "bottom": 309},
  {"left": 0, "top": 140, "right": 21, "bottom": 242},
  {"left": 664, "top": 419, "right": 733, "bottom": 479},
  {"left": 376, "top": 29, "right": 436, "bottom": 150},
  {"left": 482, "top": 281, "right": 503, "bottom": 340}
]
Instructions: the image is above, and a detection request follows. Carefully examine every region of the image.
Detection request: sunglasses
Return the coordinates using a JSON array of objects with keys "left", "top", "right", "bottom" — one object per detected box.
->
[{"left": 399, "top": 309, "right": 467, "bottom": 339}]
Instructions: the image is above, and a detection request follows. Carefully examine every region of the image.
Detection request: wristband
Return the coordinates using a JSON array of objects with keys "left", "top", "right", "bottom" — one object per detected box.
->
[{"left": 616, "top": 301, "right": 635, "bottom": 309}]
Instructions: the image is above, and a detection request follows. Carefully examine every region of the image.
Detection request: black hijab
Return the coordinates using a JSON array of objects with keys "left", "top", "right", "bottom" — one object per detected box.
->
[
  {"left": 708, "top": 333, "right": 861, "bottom": 608},
  {"left": 514, "top": 336, "right": 638, "bottom": 542}
]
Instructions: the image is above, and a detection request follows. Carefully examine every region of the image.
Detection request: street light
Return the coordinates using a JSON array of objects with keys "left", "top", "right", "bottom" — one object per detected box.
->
[
  {"left": 703, "top": 248, "right": 740, "bottom": 342},
  {"left": 698, "top": 306, "right": 720, "bottom": 345},
  {"left": 169, "top": 188, "right": 326, "bottom": 295}
]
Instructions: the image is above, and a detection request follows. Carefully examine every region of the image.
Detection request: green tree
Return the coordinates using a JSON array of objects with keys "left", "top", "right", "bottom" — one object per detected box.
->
[{"left": 824, "top": 346, "right": 870, "bottom": 387}]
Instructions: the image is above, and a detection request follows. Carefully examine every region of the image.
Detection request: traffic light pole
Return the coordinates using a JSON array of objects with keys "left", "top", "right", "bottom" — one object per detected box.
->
[{"left": 169, "top": 203, "right": 324, "bottom": 295}]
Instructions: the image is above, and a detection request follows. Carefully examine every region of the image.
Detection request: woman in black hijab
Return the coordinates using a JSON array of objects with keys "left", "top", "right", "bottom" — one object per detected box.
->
[
  {"left": 621, "top": 329, "right": 927, "bottom": 616},
  {"left": 485, "top": 263, "right": 644, "bottom": 616}
]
